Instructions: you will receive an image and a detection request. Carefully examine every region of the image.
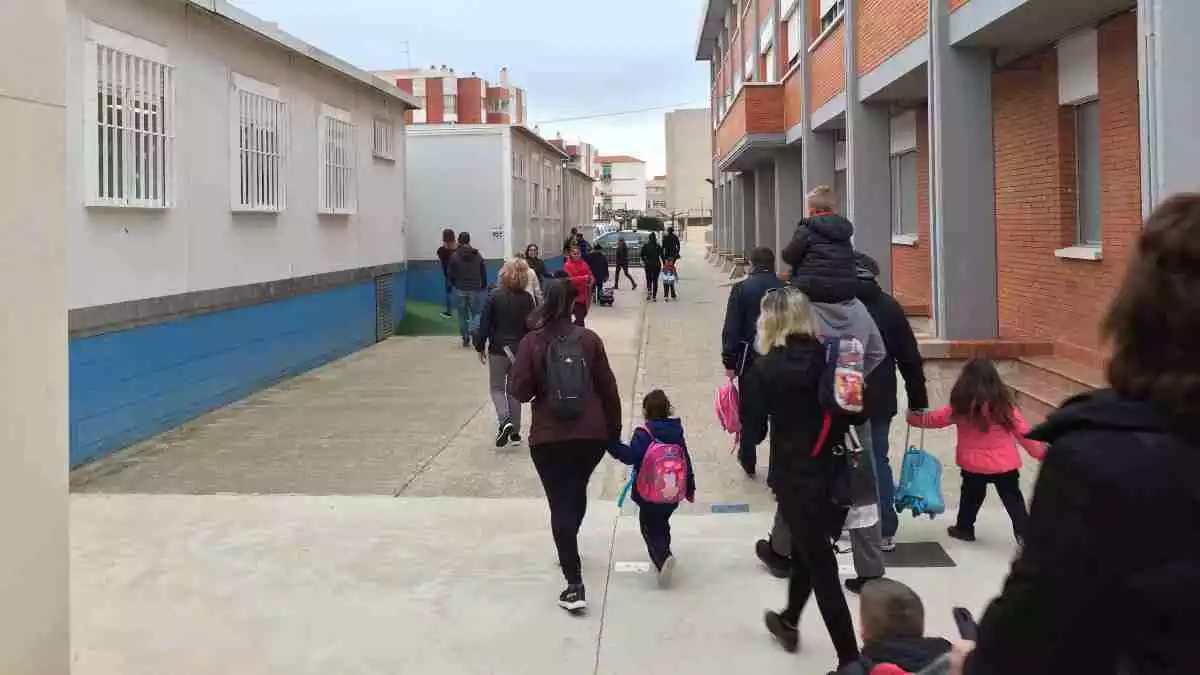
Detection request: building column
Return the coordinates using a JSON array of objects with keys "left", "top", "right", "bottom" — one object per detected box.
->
[
  {"left": 803, "top": 131, "right": 837, "bottom": 197},
  {"left": 754, "top": 163, "right": 776, "bottom": 260},
  {"left": 928, "top": 0, "right": 998, "bottom": 339},
  {"left": 0, "top": 1, "right": 69, "bottom": 673},
  {"left": 722, "top": 177, "right": 736, "bottom": 258},
  {"left": 844, "top": 0, "right": 893, "bottom": 290},
  {"left": 738, "top": 171, "right": 757, "bottom": 263},
  {"left": 1139, "top": 0, "right": 1200, "bottom": 214},
  {"left": 774, "top": 147, "right": 805, "bottom": 276}
]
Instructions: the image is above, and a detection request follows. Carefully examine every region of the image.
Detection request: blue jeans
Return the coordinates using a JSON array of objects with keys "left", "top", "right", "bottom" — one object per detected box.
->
[
  {"left": 455, "top": 289, "right": 486, "bottom": 342},
  {"left": 871, "top": 415, "right": 898, "bottom": 538}
]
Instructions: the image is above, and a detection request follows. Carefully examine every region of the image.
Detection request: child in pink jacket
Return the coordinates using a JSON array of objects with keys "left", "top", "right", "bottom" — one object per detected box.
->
[{"left": 907, "top": 358, "right": 1046, "bottom": 545}]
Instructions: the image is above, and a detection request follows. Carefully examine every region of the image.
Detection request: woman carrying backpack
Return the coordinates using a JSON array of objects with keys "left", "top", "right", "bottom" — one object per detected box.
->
[
  {"left": 740, "top": 286, "right": 860, "bottom": 671},
  {"left": 510, "top": 279, "right": 623, "bottom": 614}
]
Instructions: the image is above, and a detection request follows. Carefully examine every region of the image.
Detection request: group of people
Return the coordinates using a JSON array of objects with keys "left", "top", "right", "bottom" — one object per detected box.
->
[{"left": 720, "top": 187, "right": 1200, "bottom": 674}]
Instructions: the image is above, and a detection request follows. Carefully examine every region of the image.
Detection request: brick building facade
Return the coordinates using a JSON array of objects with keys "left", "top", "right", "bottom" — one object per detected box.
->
[
  {"left": 373, "top": 66, "right": 527, "bottom": 127},
  {"left": 696, "top": 0, "right": 1200, "bottom": 370}
]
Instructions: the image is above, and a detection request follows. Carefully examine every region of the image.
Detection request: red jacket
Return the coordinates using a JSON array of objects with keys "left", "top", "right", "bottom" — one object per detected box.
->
[{"left": 563, "top": 257, "right": 593, "bottom": 307}]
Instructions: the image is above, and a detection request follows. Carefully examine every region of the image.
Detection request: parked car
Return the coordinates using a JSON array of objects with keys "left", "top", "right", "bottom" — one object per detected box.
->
[{"left": 594, "top": 229, "right": 653, "bottom": 268}]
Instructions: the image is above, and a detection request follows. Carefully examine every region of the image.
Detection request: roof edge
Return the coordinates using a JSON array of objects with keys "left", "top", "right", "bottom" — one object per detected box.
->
[
  {"left": 510, "top": 125, "right": 570, "bottom": 158},
  {"left": 183, "top": 0, "right": 421, "bottom": 109},
  {"left": 694, "top": 0, "right": 726, "bottom": 61}
]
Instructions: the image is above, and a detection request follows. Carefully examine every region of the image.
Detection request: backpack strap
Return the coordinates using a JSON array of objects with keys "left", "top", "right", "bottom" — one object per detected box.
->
[{"left": 811, "top": 412, "right": 833, "bottom": 458}]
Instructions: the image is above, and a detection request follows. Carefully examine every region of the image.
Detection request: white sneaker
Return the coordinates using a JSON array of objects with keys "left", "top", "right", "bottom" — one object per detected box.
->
[{"left": 881, "top": 537, "right": 896, "bottom": 552}]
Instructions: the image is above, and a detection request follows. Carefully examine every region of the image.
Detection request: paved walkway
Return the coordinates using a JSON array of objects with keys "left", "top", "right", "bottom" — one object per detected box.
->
[{"left": 71, "top": 233, "right": 1028, "bottom": 674}]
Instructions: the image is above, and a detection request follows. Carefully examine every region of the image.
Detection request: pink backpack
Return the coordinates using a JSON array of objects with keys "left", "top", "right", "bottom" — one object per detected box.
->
[
  {"left": 715, "top": 378, "right": 740, "bottom": 438},
  {"left": 635, "top": 425, "right": 690, "bottom": 504}
]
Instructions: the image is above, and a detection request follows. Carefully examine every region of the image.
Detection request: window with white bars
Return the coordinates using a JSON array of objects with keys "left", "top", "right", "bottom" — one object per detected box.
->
[
  {"left": 230, "top": 74, "right": 286, "bottom": 213},
  {"left": 318, "top": 105, "right": 357, "bottom": 215},
  {"left": 443, "top": 94, "right": 457, "bottom": 112},
  {"left": 372, "top": 117, "right": 395, "bottom": 160},
  {"left": 820, "top": 0, "right": 846, "bottom": 32},
  {"left": 85, "top": 25, "right": 175, "bottom": 208}
]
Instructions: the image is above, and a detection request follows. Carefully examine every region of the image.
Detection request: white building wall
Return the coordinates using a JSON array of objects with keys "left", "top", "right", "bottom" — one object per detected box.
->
[
  {"left": 665, "top": 108, "right": 714, "bottom": 215},
  {"left": 512, "top": 130, "right": 567, "bottom": 258},
  {"left": 607, "top": 160, "right": 647, "bottom": 214},
  {"left": 407, "top": 126, "right": 509, "bottom": 260},
  {"left": 65, "top": 0, "right": 409, "bottom": 310}
]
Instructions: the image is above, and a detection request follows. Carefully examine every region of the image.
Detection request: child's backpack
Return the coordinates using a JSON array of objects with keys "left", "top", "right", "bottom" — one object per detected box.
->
[
  {"left": 819, "top": 336, "right": 866, "bottom": 415},
  {"left": 634, "top": 425, "right": 690, "bottom": 504},
  {"left": 544, "top": 328, "right": 592, "bottom": 421},
  {"left": 894, "top": 424, "right": 946, "bottom": 518},
  {"left": 715, "top": 377, "right": 740, "bottom": 440}
]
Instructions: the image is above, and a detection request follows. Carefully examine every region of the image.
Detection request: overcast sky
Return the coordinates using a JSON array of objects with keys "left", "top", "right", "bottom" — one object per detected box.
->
[{"left": 232, "top": 0, "right": 711, "bottom": 176}]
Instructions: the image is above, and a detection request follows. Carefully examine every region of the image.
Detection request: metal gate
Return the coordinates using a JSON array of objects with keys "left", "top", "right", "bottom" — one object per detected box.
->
[{"left": 374, "top": 273, "right": 395, "bottom": 342}]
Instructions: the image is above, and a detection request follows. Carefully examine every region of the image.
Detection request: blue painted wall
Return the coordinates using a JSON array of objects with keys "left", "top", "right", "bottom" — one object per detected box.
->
[
  {"left": 70, "top": 272, "right": 405, "bottom": 467},
  {"left": 406, "top": 258, "right": 503, "bottom": 305}
]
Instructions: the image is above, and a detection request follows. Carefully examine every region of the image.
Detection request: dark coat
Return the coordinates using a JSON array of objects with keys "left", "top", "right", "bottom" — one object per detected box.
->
[
  {"left": 741, "top": 335, "right": 853, "bottom": 507},
  {"left": 448, "top": 245, "right": 488, "bottom": 291},
  {"left": 782, "top": 214, "right": 859, "bottom": 303},
  {"left": 640, "top": 241, "right": 663, "bottom": 270},
  {"left": 615, "top": 240, "right": 630, "bottom": 265},
  {"left": 526, "top": 256, "right": 548, "bottom": 279},
  {"left": 509, "top": 319, "right": 622, "bottom": 446},
  {"left": 720, "top": 268, "right": 785, "bottom": 372},
  {"left": 836, "top": 637, "right": 953, "bottom": 675},
  {"left": 473, "top": 287, "right": 535, "bottom": 356},
  {"left": 585, "top": 250, "right": 610, "bottom": 284},
  {"left": 854, "top": 276, "right": 929, "bottom": 418},
  {"left": 965, "top": 390, "right": 1200, "bottom": 675},
  {"left": 662, "top": 232, "right": 681, "bottom": 260},
  {"left": 608, "top": 417, "right": 696, "bottom": 505}
]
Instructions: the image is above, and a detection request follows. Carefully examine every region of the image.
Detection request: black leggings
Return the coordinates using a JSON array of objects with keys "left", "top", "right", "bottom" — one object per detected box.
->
[
  {"left": 777, "top": 494, "right": 859, "bottom": 665},
  {"left": 614, "top": 263, "right": 636, "bottom": 288},
  {"left": 645, "top": 267, "right": 661, "bottom": 298},
  {"left": 531, "top": 440, "right": 605, "bottom": 585},
  {"left": 958, "top": 470, "right": 1029, "bottom": 538}
]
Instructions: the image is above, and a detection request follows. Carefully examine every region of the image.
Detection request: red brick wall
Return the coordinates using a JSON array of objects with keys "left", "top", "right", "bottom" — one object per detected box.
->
[
  {"left": 716, "top": 89, "right": 748, "bottom": 157},
  {"left": 892, "top": 105, "right": 932, "bottom": 311},
  {"left": 486, "top": 86, "right": 510, "bottom": 124},
  {"left": 395, "top": 78, "right": 414, "bottom": 124},
  {"left": 950, "top": 0, "right": 970, "bottom": 10},
  {"left": 783, "top": 67, "right": 803, "bottom": 130},
  {"left": 809, "top": 23, "right": 845, "bottom": 111},
  {"left": 457, "top": 77, "right": 483, "bottom": 123},
  {"left": 425, "top": 77, "right": 444, "bottom": 123},
  {"left": 992, "top": 14, "right": 1141, "bottom": 367},
  {"left": 856, "top": 0, "right": 927, "bottom": 75}
]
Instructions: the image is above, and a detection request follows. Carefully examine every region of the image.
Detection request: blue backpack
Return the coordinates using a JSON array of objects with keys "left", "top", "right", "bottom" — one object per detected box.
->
[{"left": 894, "top": 424, "right": 945, "bottom": 518}]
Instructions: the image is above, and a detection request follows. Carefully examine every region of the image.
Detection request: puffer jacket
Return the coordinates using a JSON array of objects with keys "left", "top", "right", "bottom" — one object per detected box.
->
[
  {"left": 720, "top": 267, "right": 785, "bottom": 372},
  {"left": 473, "top": 287, "right": 535, "bottom": 356},
  {"left": 608, "top": 417, "right": 697, "bottom": 506},
  {"left": 907, "top": 406, "right": 1045, "bottom": 475},
  {"left": 965, "top": 390, "right": 1200, "bottom": 675},
  {"left": 782, "top": 213, "right": 859, "bottom": 303},
  {"left": 563, "top": 257, "right": 594, "bottom": 307},
  {"left": 448, "top": 245, "right": 488, "bottom": 292}
]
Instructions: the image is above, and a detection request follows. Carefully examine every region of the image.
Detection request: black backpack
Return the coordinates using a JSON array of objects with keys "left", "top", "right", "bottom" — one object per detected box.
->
[{"left": 544, "top": 328, "right": 592, "bottom": 420}]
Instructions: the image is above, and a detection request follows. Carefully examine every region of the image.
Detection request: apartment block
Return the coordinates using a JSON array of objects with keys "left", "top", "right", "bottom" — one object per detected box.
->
[
  {"left": 665, "top": 107, "right": 716, "bottom": 222},
  {"left": 374, "top": 65, "right": 528, "bottom": 126},
  {"left": 696, "top": 0, "right": 1200, "bottom": 371},
  {"left": 595, "top": 155, "right": 648, "bottom": 218}
]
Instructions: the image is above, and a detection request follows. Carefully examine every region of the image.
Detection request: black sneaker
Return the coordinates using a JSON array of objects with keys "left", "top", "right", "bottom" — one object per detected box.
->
[
  {"left": 509, "top": 432, "right": 523, "bottom": 447},
  {"left": 755, "top": 539, "right": 792, "bottom": 579},
  {"left": 461, "top": 338, "right": 471, "bottom": 349},
  {"left": 495, "top": 421, "right": 514, "bottom": 448},
  {"left": 558, "top": 584, "right": 587, "bottom": 614},
  {"left": 763, "top": 611, "right": 799, "bottom": 653},
  {"left": 844, "top": 576, "right": 882, "bottom": 595},
  {"left": 440, "top": 311, "right": 453, "bottom": 319},
  {"left": 947, "top": 526, "right": 977, "bottom": 542}
]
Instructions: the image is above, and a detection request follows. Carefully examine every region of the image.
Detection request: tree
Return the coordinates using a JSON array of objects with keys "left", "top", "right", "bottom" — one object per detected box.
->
[{"left": 635, "top": 216, "right": 664, "bottom": 232}]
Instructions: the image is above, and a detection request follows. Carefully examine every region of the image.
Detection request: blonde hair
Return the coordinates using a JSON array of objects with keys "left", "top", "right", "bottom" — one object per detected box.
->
[
  {"left": 498, "top": 258, "right": 530, "bottom": 292},
  {"left": 755, "top": 287, "right": 819, "bottom": 355},
  {"left": 807, "top": 185, "right": 837, "bottom": 213}
]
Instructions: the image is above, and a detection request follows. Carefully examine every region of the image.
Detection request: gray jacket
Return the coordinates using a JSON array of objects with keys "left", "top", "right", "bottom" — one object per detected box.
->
[{"left": 811, "top": 299, "right": 887, "bottom": 376}]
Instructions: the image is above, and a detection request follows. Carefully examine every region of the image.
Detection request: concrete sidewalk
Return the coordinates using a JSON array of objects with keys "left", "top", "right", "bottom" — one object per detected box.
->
[{"left": 71, "top": 233, "right": 1027, "bottom": 674}]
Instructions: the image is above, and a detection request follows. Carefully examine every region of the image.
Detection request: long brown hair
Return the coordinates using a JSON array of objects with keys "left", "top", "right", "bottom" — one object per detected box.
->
[
  {"left": 949, "top": 358, "right": 1016, "bottom": 432},
  {"left": 1103, "top": 193, "right": 1200, "bottom": 427}
]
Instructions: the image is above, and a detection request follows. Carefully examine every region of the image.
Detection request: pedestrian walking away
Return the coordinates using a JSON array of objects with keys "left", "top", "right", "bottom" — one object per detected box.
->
[
  {"left": 448, "top": 231, "right": 488, "bottom": 347},
  {"left": 437, "top": 228, "right": 457, "bottom": 318},
  {"left": 719, "top": 247, "right": 785, "bottom": 476},
  {"left": 562, "top": 244, "right": 594, "bottom": 327},
  {"left": 740, "top": 286, "right": 861, "bottom": 670},
  {"left": 661, "top": 259, "right": 679, "bottom": 301},
  {"left": 509, "top": 279, "right": 623, "bottom": 614},
  {"left": 662, "top": 225, "right": 681, "bottom": 263},
  {"left": 584, "top": 246, "right": 610, "bottom": 304},
  {"left": 852, "top": 252, "right": 929, "bottom": 550},
  {"left": 640, "top": 233, "right": 663, "bottom": 301},
  {"left": 908, "top": 358, "right": 1046, "bottom": 545},
  {"left": 475, "top": 258, "right": 536, "bottom": 448},
  {"left": 951, "top": 193, "right": 1200, "bottom": 675},
  {"left": 613, "top": 237, "right": 638, "bottom": 290},
  {"left": 607, "top": 389, "right": 695, "bottom": 589}
]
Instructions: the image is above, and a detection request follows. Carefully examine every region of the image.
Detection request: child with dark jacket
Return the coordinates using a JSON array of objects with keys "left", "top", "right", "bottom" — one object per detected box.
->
[
  {"left": 608, "top": 390, "right": 695, "bottom": 588},
  {"left": 782, "top": 185, "right": 859, "bottom": 303},
  {"left": 835, "top": 579, "right": 951, "bottom": 675}
]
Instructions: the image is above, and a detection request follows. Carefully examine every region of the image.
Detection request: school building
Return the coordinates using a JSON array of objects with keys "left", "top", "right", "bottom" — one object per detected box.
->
[
  {"left": 65, "top": 0, "right": 419, "bottom": 466},
  {"left": 695, "top": 0, "right": 1200, "bottom": 381}
]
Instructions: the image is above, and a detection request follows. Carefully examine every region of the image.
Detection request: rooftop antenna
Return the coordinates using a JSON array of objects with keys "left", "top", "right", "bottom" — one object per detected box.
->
[{"left": 396, "top": 41, "right": 411, "bottom": 68}]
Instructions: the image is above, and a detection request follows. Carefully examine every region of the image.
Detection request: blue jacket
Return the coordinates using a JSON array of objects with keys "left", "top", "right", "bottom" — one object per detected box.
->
[{"left": 608, "top": 418, "right": 696, "bottom": 506}]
